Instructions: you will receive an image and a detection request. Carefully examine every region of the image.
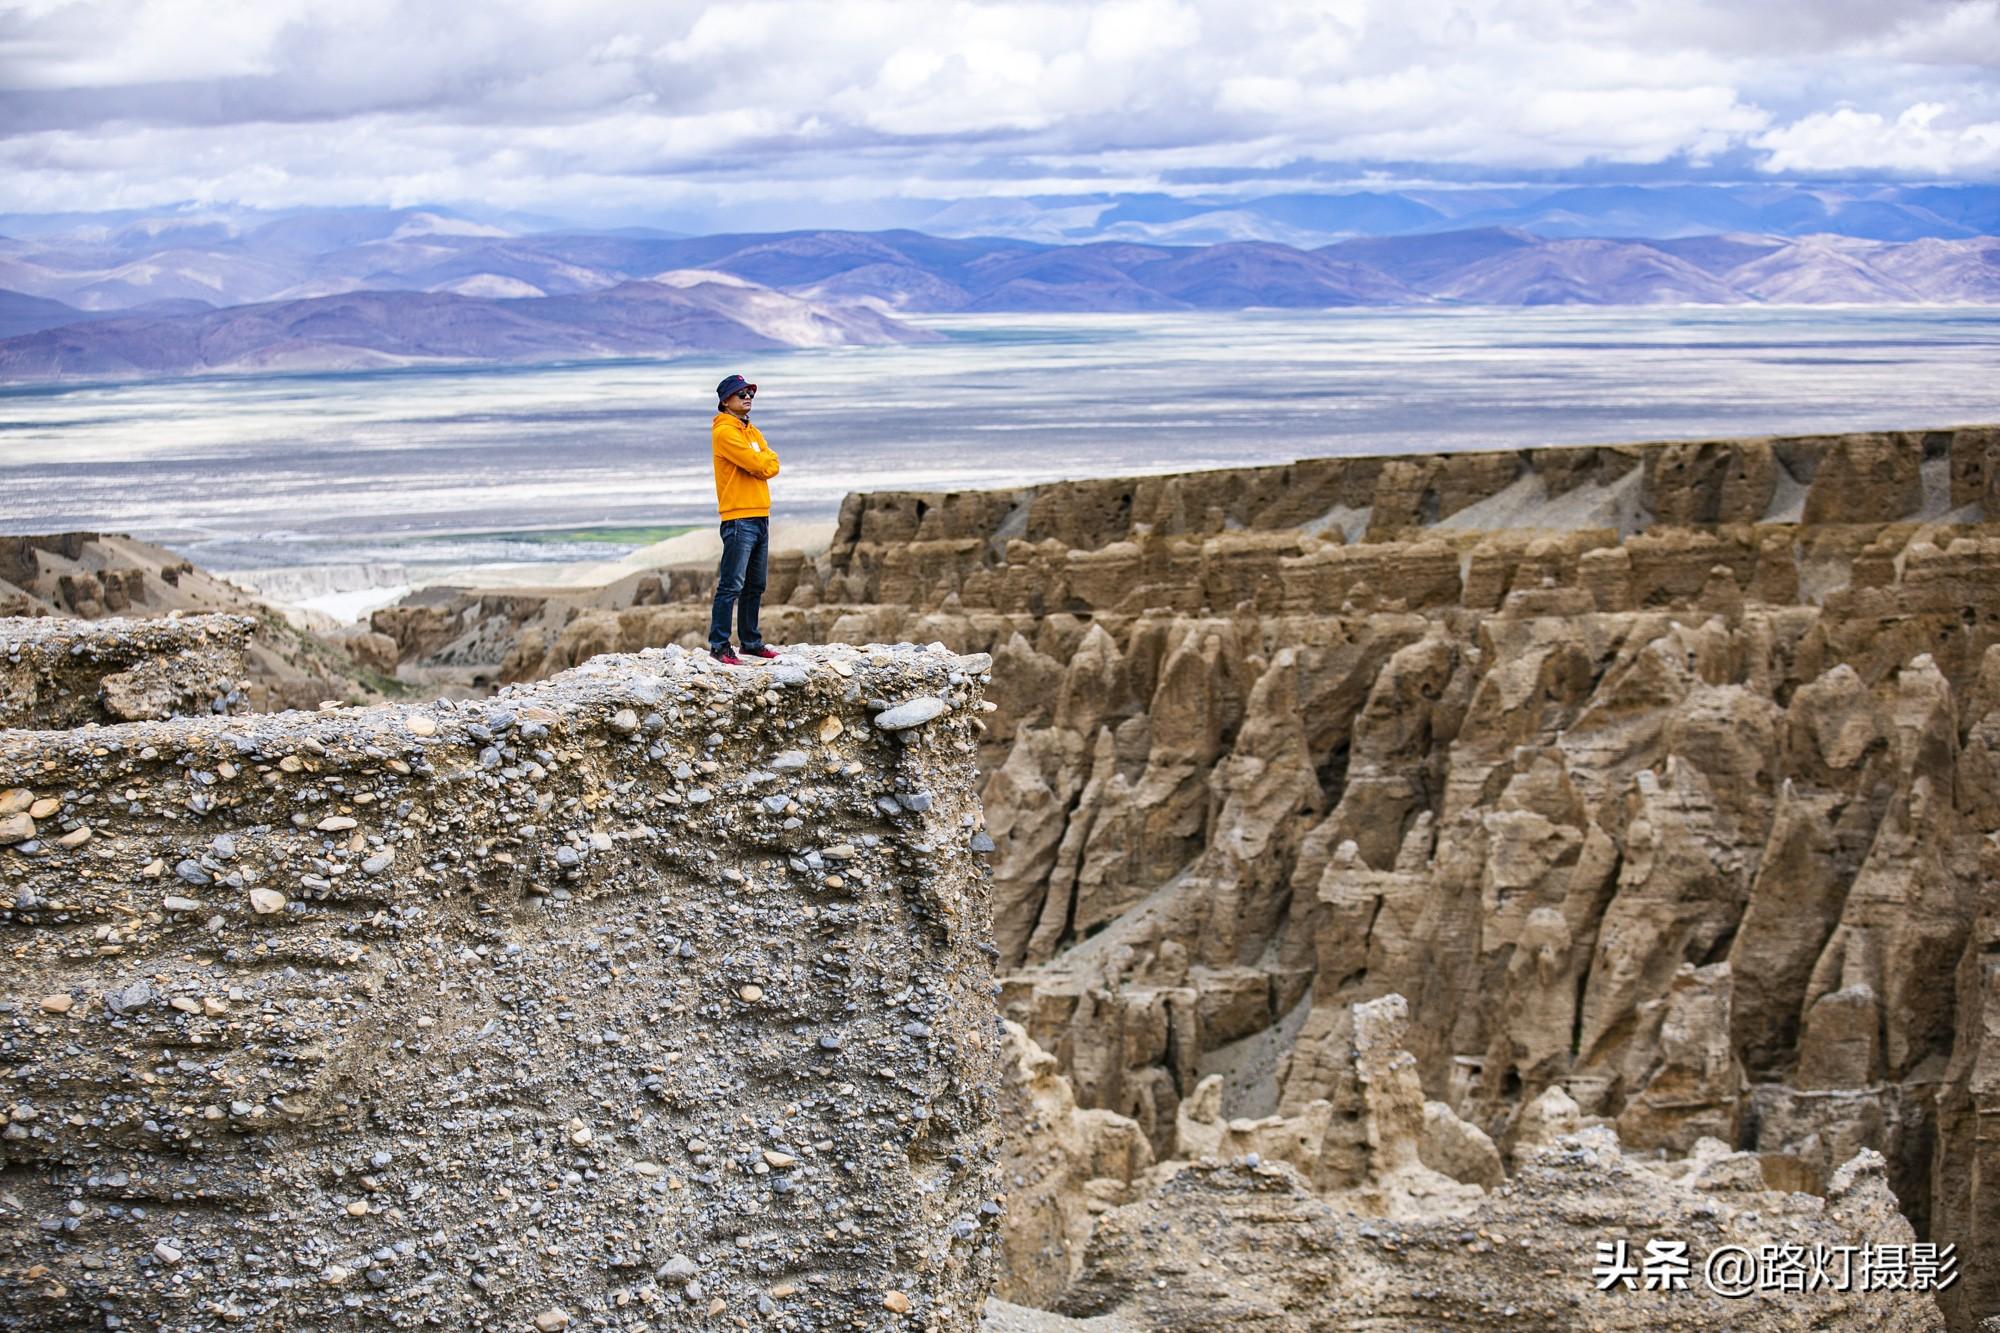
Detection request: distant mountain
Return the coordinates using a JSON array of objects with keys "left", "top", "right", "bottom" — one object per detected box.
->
[
  {"left": 0, "top": 289, "right": 96, "bottom": 339},
  {"left": 1136, "top": 243, "right": 1421, "bottom": 308},
  {"left": 0, "top": 244, "right": 301, "bottom": 310},
  {"left": 1429, "top": 238, "right": 1743, "bottom": 305},
  {"left": 0, "top": 277, "right": 933, "bottom": 383},
  {"left": 1868, "top": 236, "right": 2000, "bottom": 303},
  {"left": 712, "top": 227, "right": 1998, "bottom": 309},
  {"left": 1318, "top": 228, "right": 1539, "bottom": 285},
  {"left": 7, "top": 187, "right": 1997, "bottom": 263},
  {"left": 309, "top": 236, "right": 630, "bottom": 299},
  {"left": 788, "top": 263, "right": 973, "bottom": 313},
  {"left": 0, "top": 202, "right": 1994, "bottom": 382},
  {"left": 3, "top": 197, "right": 1984, "bottom": 316},
  {"left": 1722, "top": 237, "right": 1927, "bottom": 304},
  {"left": 1442, "top": 185, "right": 1769, "bottom": 239},
  {"left": 875, "top": 183, "right": 2000, "bottom": 248},
  {"left": 0, "top": 289, "right": 213, "bottom": 339},
  {"left": 1097, "top": 209, "right": 1337, "bottom": 248},
  {"left": 1091, "top": 193, "right": 1449, "bottom": 248},
  {"left": 958, "top": 244, "right": 1187, "bottom": 312},
  {"left": 238, "top": 207, "right": 511, "bottom": 260},
  {"left": 1640, "top": 234, "right": 1788, "bottom": 274},
  {"left": 1241, "top": 192, "right": 1453, "bottom": 236},
  {"left": 1897, "top": 186, "right": 2000, "bottom": 235}
]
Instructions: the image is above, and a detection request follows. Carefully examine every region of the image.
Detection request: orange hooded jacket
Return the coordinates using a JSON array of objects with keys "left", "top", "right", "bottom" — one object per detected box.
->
[{"left": 711, "top": 411, "right": 780, "bottom": 520}]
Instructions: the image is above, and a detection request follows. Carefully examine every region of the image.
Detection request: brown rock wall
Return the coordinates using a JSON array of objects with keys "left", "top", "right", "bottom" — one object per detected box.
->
[
  {"left": 1058, "top": 991, "right": 1940, "bottom": 1330},
  {"left": 0, "top": 614, "right": 254, "bottom": 728},
  {"left": 0, "top": 644, "right": 1003, "bottom": 1331},
  {"left": 815, "top": 426, "right": 1992, "bottom": 588}
]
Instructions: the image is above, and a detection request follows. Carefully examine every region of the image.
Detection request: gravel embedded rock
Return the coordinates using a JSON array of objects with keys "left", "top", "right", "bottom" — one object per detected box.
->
[
  {"left": 0, "top": 642, "right": 1001, "bottom": 1332},
  {"left": 0, "top": 614, "right": 254, "bottom": 728}
]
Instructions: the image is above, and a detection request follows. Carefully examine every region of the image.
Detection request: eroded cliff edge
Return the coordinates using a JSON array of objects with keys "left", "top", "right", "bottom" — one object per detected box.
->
[
  {"left": 0, "top": 642, "right": 1004, "bottom": 1330},
  {"left": 0, "top": 615, "right": 256, "bottom": 729},
  {"left": 372, "top": 426, "right": 1997, "bottom": 1327}
]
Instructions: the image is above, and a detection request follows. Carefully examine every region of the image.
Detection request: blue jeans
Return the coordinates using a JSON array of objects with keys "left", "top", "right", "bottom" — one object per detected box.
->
[{"left": 708, "top": 516, "right": 768, "bottom": 653}]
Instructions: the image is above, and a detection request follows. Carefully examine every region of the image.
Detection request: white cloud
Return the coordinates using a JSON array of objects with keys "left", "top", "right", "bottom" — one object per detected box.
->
[
  {"left": 1084, "top": 0, "right": 1202, "bottom": 63},
  {"left": 1755, "top": 103, "right": 2000, "bottom": 174},
  {"left": 0, "top": 0, "right": 294, "bottom": 88},
  {"left": 0, "top": 0, "right": 1995, "bottom": 221}
]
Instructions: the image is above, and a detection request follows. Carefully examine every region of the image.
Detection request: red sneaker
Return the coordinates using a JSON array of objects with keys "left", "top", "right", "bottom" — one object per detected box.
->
[
  {"left": 711, "top": 649, "right": 744, "bottom": 666},
  {"left": 743, "top": 645, "right": 781, "bottom": 660}
]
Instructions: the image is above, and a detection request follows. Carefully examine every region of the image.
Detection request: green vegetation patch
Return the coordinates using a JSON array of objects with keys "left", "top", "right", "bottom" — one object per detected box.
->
[{"left": 422, "top": 525, "right": 697, "bottom": 548}]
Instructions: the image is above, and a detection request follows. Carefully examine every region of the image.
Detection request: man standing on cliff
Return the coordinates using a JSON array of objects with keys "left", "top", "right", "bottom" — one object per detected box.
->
[{"left": 708, "top": 373, "right": 782, "bottom": 666}]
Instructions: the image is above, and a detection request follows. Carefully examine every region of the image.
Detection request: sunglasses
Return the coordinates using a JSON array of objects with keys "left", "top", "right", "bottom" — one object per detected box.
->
[{"left": 732, "top": 389, "right": 755, "bottom": 400}]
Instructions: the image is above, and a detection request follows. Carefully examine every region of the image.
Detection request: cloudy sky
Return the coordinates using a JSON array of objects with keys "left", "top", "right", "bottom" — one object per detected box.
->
[{"left": 2, "top": 0, "right": 1998, "bottom": 227}]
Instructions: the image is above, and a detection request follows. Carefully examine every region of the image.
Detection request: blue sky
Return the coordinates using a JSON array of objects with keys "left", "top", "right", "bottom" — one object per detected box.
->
[{"left": 2, "top": 0, "right": 1997, "bottom": 229}]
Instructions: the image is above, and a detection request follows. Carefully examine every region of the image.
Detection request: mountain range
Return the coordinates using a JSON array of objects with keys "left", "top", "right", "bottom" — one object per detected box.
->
[
  {"left": 0, "top": 198, "right": 1994, "bottom": 384},
  {"left": 11, "top": 182, "right": 1995, "bottom": 249},
  {"left": 0, "top": 270, "right": 928, "bottom": 381},
  {"left": 1051, "top": 182, "right": 2000, "bottom": 247}
]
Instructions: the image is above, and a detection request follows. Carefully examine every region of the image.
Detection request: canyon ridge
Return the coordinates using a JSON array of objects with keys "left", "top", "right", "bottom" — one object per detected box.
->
[{"left": 5, "top": 424, "right": 1994, "bottom": 1329}]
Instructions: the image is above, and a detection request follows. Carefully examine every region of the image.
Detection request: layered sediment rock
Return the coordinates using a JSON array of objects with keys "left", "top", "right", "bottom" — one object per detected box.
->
[
  {"left": 369, "top": 424, "right": 1994, "bottom": 1328},
  {"left": 989, "top": 1023, "right": 1152, "bottom": 1309},
  {"left": 0, "top": 614, "right": 254, "bottom": 728},
  {"left": 995, "top": 992, "right": 1940, "bottom": 1330},
  {"left": 1063, "top": 990, "right": 1939, "bottom": 1331},
  {"left": 1060, "top": 1141, "right": 1939, "bottom": 1331},
  {"left": 0, "top": 643, "right": 1003, "bottom": 1330}
]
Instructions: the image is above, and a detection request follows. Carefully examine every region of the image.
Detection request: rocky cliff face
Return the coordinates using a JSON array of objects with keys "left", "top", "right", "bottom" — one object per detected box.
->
[
  {"left": 0, "top": 614, "right": 254, "bottom": 728},
  {"left": 372, "top": 425, "right": 1992, "bottom": 1328},
  {"left": 1056, "top": 994, "right": 1941, "bottom": 1331},
  {"left": 0, "top": 533, "right": 388, "bottom": 711},
  {"left": 0, "top": 637, "right": 1003, "bottom": 1330}
]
